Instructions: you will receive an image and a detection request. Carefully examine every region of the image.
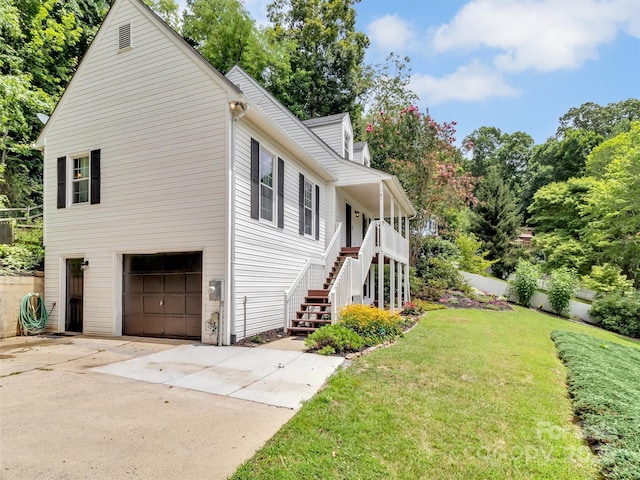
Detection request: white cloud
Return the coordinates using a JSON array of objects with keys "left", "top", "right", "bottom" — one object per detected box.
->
[
  {"left": 367, "top": 14, "right": 416, "bottom": 53},
  {"left": 430, "top": 0, "right": 640, "bottom": 72},
  {"left": 410, "top": 60, "right": 520, "bottom": 105}
]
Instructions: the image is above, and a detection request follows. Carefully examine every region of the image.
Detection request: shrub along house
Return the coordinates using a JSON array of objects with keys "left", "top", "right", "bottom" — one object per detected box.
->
[{"left": 35, "top": 0, "right": 415, "bottom": 345}]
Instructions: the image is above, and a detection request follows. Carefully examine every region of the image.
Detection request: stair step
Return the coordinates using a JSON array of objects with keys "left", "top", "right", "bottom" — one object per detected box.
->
[
  {"left": 287, "top": 326, "right": 319, "bottom": 335},
  {"left": 291, "top": 319, "right": 331, "bottom": 327},
  {"left": 296, "top": 310, "right": 331, "bottom": 317},
  {"left": 300, "top": 303, "right": 331, "bottom": 310},
  {"left": 308, "top": 289, "right": 329, "bottom": 297}
]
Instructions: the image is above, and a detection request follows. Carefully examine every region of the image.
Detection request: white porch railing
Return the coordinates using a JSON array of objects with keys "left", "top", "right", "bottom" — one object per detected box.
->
[
  {"left": 287, "top": 219, "right": 410, "bottom": 327},
  {"left": 378, "top": 220, "right": 408, "bottom": 263},
  {"left": 283, "top": 223, "right": 343, "bottom": 330},
  {"left": 329, "top": 256, "right": 354, "bottom": 321},
  {"left": 329, "top": 220, "right": 409, "bottom": 321}
]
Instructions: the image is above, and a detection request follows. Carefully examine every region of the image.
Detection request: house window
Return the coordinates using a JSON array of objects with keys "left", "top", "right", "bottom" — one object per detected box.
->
[
  {"left": 251, "top": 138, "right": 284, "bottom": 227},
  {"left": 72, "top": 155, "right": 90, "bottom": 204},
  {"left": 303, "top": 179, "right": 313, "bottom": 235},
  {"left": 344, "top": 133, "right": 351, "bottom": 160},
  {"left": 299, "top": 173, "right": 320, "bottom": 240},
  {"left": 259, "top": 148, "right": 275, "bottom": 221},
  {"left": 57, "top": 149, "right": 100, "bottom": 209}
]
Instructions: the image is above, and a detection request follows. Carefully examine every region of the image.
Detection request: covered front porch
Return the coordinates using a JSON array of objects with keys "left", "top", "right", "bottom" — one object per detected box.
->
[{"left": 285, "top": 176, "right": 415, "bottom": 335}]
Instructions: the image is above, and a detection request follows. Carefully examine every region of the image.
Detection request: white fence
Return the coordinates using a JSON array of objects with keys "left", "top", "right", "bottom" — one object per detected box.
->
[{"left": 461, "top": 271, "right": 596, "bottom": 324}]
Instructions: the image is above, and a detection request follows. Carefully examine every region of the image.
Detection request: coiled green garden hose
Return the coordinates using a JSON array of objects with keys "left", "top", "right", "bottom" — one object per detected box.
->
[{"left": 19, "top": 293, "right": 49, "bottom": 335}]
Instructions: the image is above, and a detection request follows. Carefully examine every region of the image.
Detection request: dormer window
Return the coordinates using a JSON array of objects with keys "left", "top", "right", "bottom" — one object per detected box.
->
[{"left": 344, "top": 133, "right": 351, "bottom": 160}]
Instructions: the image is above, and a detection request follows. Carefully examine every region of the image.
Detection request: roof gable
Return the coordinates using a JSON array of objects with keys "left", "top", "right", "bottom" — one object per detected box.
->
[{"left": 36, "top": 0, "right": 240, "bottom": 147}]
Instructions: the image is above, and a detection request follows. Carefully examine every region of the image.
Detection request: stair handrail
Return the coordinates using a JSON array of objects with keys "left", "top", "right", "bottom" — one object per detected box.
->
[
  {"left": 283, "top": 222, "right": 343, "bottom": 330},
  {"left": 321, "top": 223, "right": 343, "bottom": 281},
  {"left": 357, "top": 220, "right": 378, "bottom": 286},
  {"left": 329, "top": 256, "right": 353, "bottom": 322}
]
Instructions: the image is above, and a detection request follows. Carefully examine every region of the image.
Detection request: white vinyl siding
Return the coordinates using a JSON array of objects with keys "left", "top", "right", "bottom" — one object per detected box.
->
[
  {"left": 42, "top": 0, "right": 229, "bottom": 340},
  {"left": 233, "top": 120, "right": 326, "bottom": 337}
]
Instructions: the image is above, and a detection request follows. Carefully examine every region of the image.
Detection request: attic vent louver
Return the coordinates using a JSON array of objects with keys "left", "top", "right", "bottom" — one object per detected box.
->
[{"left": 118, "top": 23, "right": 131, "bottom": 50}]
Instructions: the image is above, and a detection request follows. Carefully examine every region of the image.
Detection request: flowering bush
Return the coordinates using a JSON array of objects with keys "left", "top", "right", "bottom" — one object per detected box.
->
[{"left": 339, "top": 304, "right": 406, "bottom": 346}]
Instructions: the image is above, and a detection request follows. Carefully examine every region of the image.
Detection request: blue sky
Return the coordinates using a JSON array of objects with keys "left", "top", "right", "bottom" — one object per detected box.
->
[{"left": 201, "top": 0, "right": 640, "bottom": 145}]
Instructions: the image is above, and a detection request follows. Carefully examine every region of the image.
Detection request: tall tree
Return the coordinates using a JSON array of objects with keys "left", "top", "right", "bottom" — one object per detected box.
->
[
  {"left": 521, "top": 128, "right": 603, "bottom": 216},
  {"left": 463, "top": 126, "right": 533, "bottom": 205},
  {"left": 527, "top": 177, "right": 595, "bottom": 274},
  {"left": 182, "top": 0, "right": 291, "bottom": 86},
  {"left": 470, "top": 166, "right": 520, "bottom": 278},
  {"left": 582, "top": 123, "right": 640, "bottom": 287},
  {"left": 365, "top": 105, "right": 475, "bottom": 263},
  {"left": 144, "top": 0, "right": 181, "bottom": 30},
  {"left": 0, "top": 0, "right": 108, "bottom": 207},
  {"left": 266, "top": 0, "right": 369, "bottom": 122},
  {"left": 557, "top": 98, "right": 640, "bottom": 140}
]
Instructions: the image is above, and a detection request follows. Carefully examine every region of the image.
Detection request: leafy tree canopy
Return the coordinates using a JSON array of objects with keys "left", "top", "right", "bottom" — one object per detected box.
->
[
  {"left": 0, "top": 0, "right": 108, "bottom": 207},
  {"left": 266, "top": 0, "right": 369, "bottom": 122},
  {"left": 556, "top": 98, "right": 640, "bottom": 140}
]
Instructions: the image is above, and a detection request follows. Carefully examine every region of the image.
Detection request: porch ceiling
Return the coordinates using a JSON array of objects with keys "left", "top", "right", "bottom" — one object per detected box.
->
[{"left": 339, "top": 182, "right": 405, "bottom": 218}]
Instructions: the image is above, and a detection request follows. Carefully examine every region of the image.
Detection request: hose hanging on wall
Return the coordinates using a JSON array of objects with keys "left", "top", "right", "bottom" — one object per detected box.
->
[{"left": 19, "top": 293, "right": 50, "bottom": 335}]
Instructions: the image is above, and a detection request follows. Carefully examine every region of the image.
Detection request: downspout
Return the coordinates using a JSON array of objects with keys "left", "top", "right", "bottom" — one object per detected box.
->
[{"left": 226, "top": 100, "right": 248, "bottom": 345}]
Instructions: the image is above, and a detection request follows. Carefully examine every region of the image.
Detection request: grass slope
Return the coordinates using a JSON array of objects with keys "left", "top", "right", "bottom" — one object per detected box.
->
[
  {"left": 231, "top": 308, "right": 638, "bottom": 480},
  {"left": 552, "top": 330, "right": 640, "bottom": 479}
]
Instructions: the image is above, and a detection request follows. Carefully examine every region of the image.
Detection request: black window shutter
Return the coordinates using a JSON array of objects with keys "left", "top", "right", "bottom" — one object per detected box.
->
[
  {"left": 362, "top": 213, "right": 366, "bottom": 238},
  {"left": 315, "top": 185, "right": 320, "bottom": 240},
  {"left": 298, "top": 173, "right": 304, "bottom": 235},
  {"left": 90, "top": 149, "right": 101, "bottom": 204},
  {"left": 57, "top": 156, "right": 66, "bottom": 209},
  {"left": 277, "top": 158, "right": 284, "bottom": 228},
  {"left": 250, "top": 138, "right": 260, "bottom": 220}
]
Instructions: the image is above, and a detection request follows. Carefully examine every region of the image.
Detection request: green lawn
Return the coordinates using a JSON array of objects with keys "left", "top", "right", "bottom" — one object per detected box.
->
[{"left": 231, "top": 308, "right": 639, "bottom": 480}]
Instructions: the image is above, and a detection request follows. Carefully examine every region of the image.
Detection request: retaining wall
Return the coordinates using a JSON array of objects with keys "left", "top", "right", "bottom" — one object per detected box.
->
[
  {"left": 461, "top": 271, "right": 595, "bottom": 324},
  {"left": 0, "top": 274, "right": 45, "bottom": 338}
]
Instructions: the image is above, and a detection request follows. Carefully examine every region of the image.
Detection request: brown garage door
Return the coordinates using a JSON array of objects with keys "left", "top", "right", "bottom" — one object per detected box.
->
[{"left": 123, "top": 252, "right": 202, "bottom": 339}]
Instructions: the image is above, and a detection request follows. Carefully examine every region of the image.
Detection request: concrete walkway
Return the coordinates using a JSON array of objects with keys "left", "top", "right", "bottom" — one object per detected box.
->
[{"left": 0, "top": 334, "right": 343, "bottom": 479}]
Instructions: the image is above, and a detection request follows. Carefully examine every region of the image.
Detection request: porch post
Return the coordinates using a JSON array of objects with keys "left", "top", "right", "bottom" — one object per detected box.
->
[
  {"left": 378, "top": 182, "right": 384, "bottom": 308},
  {"left": 405, "top": 212, "right": 410, "bottom": 301},
  {"left": 397, "top": 258, "right": 402, "bottom": 309},
  {"left": 390, "top": 196, "right": 394, "bottom": 230},
  {"left": 390, "top": 258, "right": 395, "bottom": 313}
]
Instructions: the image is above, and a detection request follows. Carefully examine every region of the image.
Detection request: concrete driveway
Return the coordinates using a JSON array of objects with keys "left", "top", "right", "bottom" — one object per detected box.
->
[{"left": 0, "top": 335, "right": 343, "bottom": 479}]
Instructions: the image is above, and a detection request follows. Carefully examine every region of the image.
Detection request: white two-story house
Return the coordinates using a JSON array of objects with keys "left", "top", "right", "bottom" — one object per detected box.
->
[{"left": 35, "top": 0, "right": 415, "bottom": 345}]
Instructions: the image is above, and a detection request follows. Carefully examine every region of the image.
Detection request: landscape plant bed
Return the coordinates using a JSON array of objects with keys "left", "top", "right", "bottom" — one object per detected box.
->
[
  {"left": 231, "top": 308, "right": 640, "bottom": 479},
  {"left": 552, "top": 330, "right": 640, "bottom": 480},
  {"left": 438, "top": 288, "right": 513, "bottom": 310}
]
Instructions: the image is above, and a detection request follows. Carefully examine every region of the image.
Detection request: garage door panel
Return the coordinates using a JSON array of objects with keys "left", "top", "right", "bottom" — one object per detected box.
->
[
  {"left": 124, "top": 315, "right": 144, "bottom": 335},
  {"left": 124, "top": 274, "right": 143, "bottom": 293},
  {"left": 186, "top": 273, "right": 201, "bottom": 293},
  {"left": 164, "top": 274, "right": 185, "bottom": 293},
  {"left": 143, "top": 315, "right": 165, "bottom": 335},
  {"left": 186, "top": 318, "right": 201, "bottom": 337},
  {"left": 144, "top": 275, "right": 163, "bottom": 293},
  {"left": 143, "top": 295, "right": 163, "bottom": 314},
  {"left": 185, "top": 295, "right": 201, "bottom": 315},
  {"left": 124, "top": 294, "right": 143, "bottom": 314},
  {"left": 164, "top": 295, "right": 185, "bottom": 315},
  {"left": 165, "top": 317, "right": 186, "bottom": 337}
]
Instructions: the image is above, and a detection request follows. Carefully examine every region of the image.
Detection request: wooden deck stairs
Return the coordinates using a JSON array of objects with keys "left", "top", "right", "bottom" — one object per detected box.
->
[{"left": 287, "top": 247, "right": 359, "bottom": 336}]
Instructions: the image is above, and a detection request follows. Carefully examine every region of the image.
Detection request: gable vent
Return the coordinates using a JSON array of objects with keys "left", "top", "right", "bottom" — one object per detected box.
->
[{"left": 118, "top": 23, "right": 131, "bottom": 50}]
